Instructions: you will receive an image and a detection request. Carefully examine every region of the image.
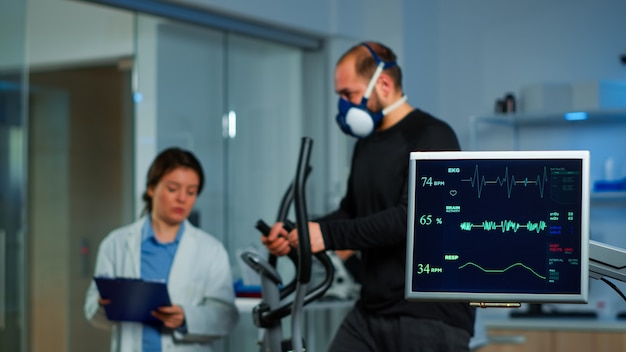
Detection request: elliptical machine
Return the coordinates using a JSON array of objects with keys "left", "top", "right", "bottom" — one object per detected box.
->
[{"left": 241, "top": 137, "right": 335, "bottom": 352}]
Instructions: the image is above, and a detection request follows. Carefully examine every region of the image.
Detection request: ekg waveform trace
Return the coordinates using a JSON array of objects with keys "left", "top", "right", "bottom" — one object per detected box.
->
[{"left": 461, "top": 165, "right": 548, "bottom": 198}]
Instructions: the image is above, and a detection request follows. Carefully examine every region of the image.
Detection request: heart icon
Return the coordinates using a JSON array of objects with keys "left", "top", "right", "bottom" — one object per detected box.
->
[{"left": 450, "top": 190, "right": 457, "bottom": 196}]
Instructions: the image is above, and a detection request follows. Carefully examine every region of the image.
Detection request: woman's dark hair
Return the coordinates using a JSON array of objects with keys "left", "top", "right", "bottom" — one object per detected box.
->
[{"left": 141, "top": 147, "right": 205, "bottom": 215}]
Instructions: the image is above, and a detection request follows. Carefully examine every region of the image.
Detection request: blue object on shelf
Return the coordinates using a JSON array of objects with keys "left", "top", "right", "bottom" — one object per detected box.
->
[
  {"left": 233, "top": 278, "right": 262, "bottom": 297},
  {"left": 594, "top": 177, "right": 626, "bottom": 192}
]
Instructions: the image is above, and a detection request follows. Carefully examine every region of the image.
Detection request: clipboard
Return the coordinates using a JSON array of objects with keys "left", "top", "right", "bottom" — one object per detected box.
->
[{"left": 94, "top": 276, "right": 172, "bottom": 325}]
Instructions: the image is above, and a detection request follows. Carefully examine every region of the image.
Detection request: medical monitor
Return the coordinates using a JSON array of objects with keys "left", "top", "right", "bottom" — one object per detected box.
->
[{"left": 405, "top": 150, "right": 589, "bottom": 304}]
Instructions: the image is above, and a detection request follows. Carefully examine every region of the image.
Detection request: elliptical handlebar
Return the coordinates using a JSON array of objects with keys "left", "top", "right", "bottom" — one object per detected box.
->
[
  {"left": 246, "top": 137, "right": 335, "bottom": 351},
  {"left": 254, "top": 218, "right": 335, "bottom": 322},
  {"left": 290, "top": 137, "right": 314, "bottom": 352},
  {"left": 294, "top": 137, "right": 313, "bottom": 283}
]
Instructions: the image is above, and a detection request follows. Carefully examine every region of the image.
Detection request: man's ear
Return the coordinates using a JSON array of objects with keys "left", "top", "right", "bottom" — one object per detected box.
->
[{"left": 376, "top": 72, "right": 394, "bottom": 98}]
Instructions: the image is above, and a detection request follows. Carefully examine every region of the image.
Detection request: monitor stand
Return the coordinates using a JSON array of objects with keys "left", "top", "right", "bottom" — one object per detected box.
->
[{"left": 509, "top": 303, "right": 597, "bottom": 318}]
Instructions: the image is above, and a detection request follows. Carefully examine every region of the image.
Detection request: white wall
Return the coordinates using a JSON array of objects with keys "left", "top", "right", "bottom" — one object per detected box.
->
[
  {"left": 26, "top": 0, "right": 133, "bottom": 69},
  {"left": 170, "top": 0, "right": 332, "bottom": 36},
  {"left": 404, "top": 0, "right": 626, "bottom": 149},
  {"left": 0, "top": 0, "right": 27, "bottom": 70},
  {"left": 171, "top": 0, "right": 404, "bottom": 47}
]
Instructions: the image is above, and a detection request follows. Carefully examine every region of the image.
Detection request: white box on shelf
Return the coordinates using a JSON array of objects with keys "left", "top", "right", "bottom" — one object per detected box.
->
[
  {"left": 520, "top": 83, "right": 572, "bottom": 113},
  {"left": 571, "top": 80, "right": 626, "bottom": 111}
]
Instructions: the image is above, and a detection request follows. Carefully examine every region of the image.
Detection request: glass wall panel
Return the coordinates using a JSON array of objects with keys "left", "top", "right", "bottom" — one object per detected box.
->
[
  {"left": 0, "top": 0, "right": 27, "bottom": 351},
  {"left": 135, "top": 15, "right": 231, "bottom": 350},
  {"left": 224, "top": 33, "right": 304, "bottom": 275},
  {"left": 135, "top": 16, "right": 308, "bottom": 277},
  {"left": 134, "top": 15, "right": 321, "bottom": 350},
  {"left": 150, "top": 18, "right": 227, "bottom": 238},
  {"left": 224, "top": 33, "right": 306, "bottom": 351},
  {"left": 24, "top": 1, "right": 134, "bottom": 351}
]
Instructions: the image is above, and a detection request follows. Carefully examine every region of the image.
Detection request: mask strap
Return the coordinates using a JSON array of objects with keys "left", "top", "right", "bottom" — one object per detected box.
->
[
  {"left": 361, "top": 43, "right": 397, "bottom": 101},
  {"left": 363, "top": 62, "right": 385, "bottom": 100},
  {"left": 382, "top": 95, "right": 407, "bottom": 116}
]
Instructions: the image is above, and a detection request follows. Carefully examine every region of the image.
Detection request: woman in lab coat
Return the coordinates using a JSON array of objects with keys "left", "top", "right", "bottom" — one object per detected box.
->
[{"left": 84, "top": 147, "right": 239, "bottom": 352}]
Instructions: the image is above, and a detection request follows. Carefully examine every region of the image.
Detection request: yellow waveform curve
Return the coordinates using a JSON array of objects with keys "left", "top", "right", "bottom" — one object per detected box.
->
[{"left": 458, "top": 261, "right": 546, "bottom": 280}]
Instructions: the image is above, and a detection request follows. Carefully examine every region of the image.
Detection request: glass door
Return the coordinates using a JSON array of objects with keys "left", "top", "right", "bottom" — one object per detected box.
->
[
  {"left": 224, "top": 33, "right": 305, "bottom": 351},
  {"left": 0, "top": 0, "right": 27, "bottom": 351},
  {"left": 134, "top": 16, "right": 308, "bottom": 351},
  {"left": 136, "top": 15, "right": 227, "bottom": 238},
  {"left": 135, "top": 16, "right": 306, "bottom": 269},
  {"left": 20, "top": 3, "right": 135, "bottom": 351},
  {"left": 224, "top": 33, "right": 303, "bottom": 273}
]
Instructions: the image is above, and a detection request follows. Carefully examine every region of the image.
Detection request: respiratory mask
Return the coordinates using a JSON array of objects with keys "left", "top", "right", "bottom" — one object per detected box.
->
[{"left": 335, "top": 43, "right": 406, "bottom": 138}]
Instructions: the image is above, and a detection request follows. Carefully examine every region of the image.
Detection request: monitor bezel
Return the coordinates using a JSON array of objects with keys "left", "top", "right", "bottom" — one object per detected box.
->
[{"left": 405, "top": 150, "right": 590, "bottom": 304}]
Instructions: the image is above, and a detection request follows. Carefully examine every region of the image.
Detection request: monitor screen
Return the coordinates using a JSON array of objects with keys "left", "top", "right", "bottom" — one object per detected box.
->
[{"left": 405, "top": 150, "right": 589, "bottom": 304}]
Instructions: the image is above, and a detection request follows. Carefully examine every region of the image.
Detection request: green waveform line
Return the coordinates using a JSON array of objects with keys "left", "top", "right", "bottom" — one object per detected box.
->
[
  {"left": 459, "top": 220, "right": 547, "bottom": 233},
  {"left": 458, "top": 261, "right": 546, "bottom": 280},
  {"left": 461, "top": 165, "right": 548, "bottom": 199}
]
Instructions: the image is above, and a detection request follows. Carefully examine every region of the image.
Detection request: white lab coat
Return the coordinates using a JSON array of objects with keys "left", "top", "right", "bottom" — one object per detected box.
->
[{"left": 84, "top": 217, "right": 239, "bottom": 352}]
